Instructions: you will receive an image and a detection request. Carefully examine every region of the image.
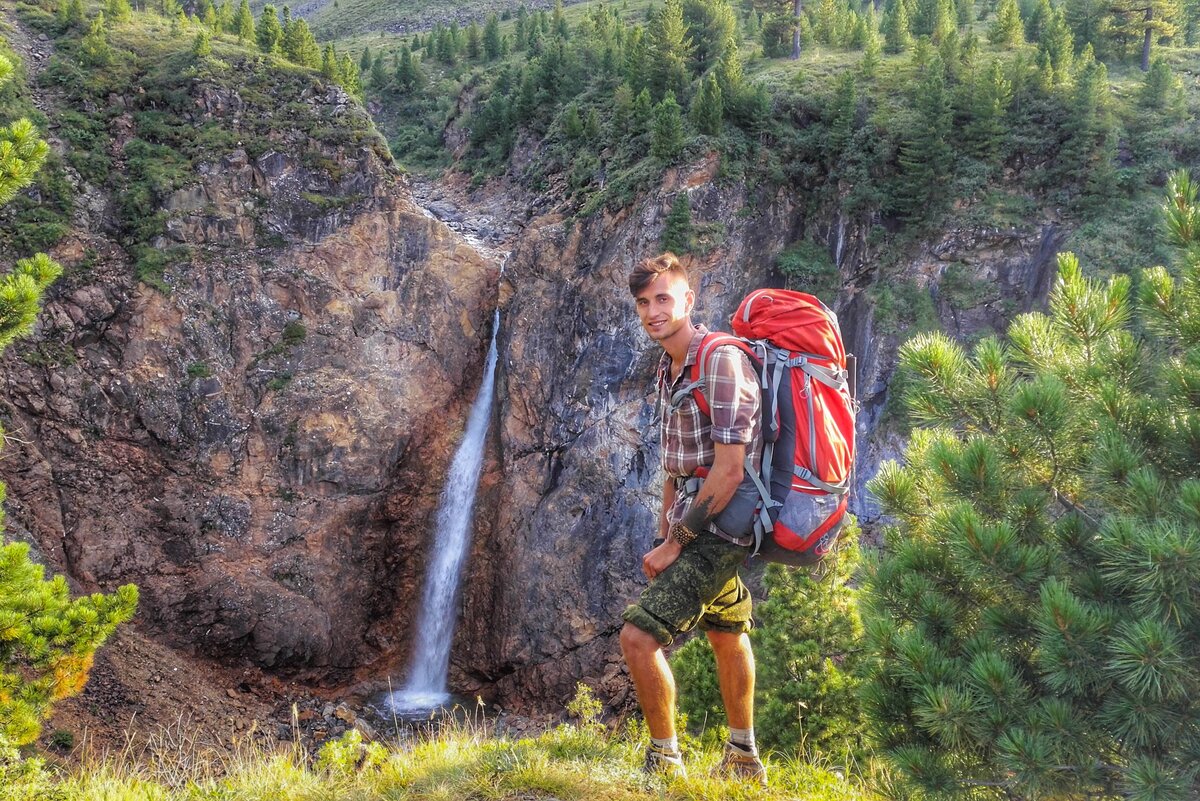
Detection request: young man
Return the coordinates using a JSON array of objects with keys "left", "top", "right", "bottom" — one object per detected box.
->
[{"left": 619, "top": 252, "right": 768, "bottom": 785}]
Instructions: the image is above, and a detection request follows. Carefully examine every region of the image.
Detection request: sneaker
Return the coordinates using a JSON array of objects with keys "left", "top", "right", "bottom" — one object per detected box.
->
[
  {"left": 643, "top": 746, "right": 687, "bottom": 778},
  {"left": 718, "top": 741, "right": 768, "bottom": 787}
]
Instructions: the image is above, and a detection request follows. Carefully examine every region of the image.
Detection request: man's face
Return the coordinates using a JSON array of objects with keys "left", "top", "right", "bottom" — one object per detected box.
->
[{"left": 634, "top": 271, "right": 694, "bottom": 344}]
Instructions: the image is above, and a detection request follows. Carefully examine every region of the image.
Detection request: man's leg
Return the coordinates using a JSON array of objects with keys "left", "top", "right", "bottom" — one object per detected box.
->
[
  {"left": 706, "top": 630, "right": 754, "bottom": 730},
  {"left": 619, "top": 622, "right": 676, "bottom": 740}
]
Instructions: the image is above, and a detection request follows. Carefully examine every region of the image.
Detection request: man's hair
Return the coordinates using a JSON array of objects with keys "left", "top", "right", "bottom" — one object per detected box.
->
[{"left": 628, "top": 252, "right": 689, "bottom": 297}]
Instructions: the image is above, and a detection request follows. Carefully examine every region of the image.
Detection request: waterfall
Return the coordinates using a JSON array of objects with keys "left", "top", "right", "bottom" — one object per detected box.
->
[{"left": 387, "top": 304, "right": 500, "bottom": 715}]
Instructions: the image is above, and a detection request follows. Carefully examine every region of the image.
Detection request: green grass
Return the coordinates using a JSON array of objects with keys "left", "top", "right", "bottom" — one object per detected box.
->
[{"left": 10, "top": 720, "right": 881, "bottom": 801}]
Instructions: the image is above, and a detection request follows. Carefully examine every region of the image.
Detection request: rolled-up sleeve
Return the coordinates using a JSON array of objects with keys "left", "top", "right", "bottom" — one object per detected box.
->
[{"left": 704, "top": 346, "right": 759, "bottom": 445}]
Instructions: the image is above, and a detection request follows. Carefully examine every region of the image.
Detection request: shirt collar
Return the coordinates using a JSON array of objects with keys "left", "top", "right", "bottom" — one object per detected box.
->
[{"left": 658, "top": 324, "right": 710, "bottom": 379}]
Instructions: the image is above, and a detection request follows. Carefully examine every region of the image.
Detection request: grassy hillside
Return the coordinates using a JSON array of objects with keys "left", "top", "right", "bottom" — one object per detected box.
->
[{"left": 8, "top": 717, "right": 881, "bottom": 800}]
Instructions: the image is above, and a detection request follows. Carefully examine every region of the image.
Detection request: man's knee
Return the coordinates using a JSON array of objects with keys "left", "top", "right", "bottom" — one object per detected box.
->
[
  {"left": 706, "top": 629, "right": 753, "bottom": 658},
  {"left": 620, "top": 621, "right": 661, "bottom": 662}
]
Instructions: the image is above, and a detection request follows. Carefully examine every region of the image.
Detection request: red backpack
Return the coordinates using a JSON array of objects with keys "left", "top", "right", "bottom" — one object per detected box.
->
[{"left": 667, "top": 289, "right": 856, "bottom": 565}]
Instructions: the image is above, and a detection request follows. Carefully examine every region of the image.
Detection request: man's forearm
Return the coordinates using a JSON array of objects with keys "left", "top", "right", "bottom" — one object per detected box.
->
[
  {"left": 673, "top": 442, "right": 746, "bottom": 542},
  {"left": 659, "top": 478, "right": 675, "bottom": 540}
]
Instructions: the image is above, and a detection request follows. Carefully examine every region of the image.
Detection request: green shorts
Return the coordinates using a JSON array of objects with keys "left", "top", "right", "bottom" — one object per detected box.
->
[{"left": 622, "top": 532, "right": 752, "bottom": 647}]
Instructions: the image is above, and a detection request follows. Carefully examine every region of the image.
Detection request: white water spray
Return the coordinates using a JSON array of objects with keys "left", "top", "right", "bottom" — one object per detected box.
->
[{"left": 387, "top": 304, "right": 500, "bottom": 715}]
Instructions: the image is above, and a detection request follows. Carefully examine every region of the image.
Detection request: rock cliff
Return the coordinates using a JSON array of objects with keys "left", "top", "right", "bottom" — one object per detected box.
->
[{"left": 0, "top": 38, "right": 497, "bottom": 683}]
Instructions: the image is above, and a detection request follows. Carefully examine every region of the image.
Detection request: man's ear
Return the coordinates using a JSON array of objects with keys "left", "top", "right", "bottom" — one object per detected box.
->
[{"left": 686, "top": 288, "right": 695, "bottom": 314}]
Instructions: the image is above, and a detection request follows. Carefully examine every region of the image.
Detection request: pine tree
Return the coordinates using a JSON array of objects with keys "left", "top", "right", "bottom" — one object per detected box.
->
[
  {"left": 651, "top": 90, "right": 685, "bottom": 160},
  {"left": 394, "top": 45, "right": 425, "bottom": 93},
  {"left": 80, "top": 12, "right": 112, "bottom": 65},
  {"left": 320, "top": 43, "right": 336, "bottom": 79},
  {"left": 682, "top": 0, "right": 736, "bottom": 74},
  {"left": 256, "top": 4, "right": 282, "bottom": 54},
  {"left": 359, "top": 44, "right": 372, "bottom": 74},
  {"left": 632, "top": 86, "right": 654, "bottom": 137},
  {"left": 106, "top": 0, "right": 132, "bottom": 23},
  {"left": 1038, "top": 6, "right": 1074, "bottom": 85},
  {"left": 648, "top": 0, "right": 693, "bottom": 100},
  {"left": 662, "top": 193, "right": 694, "bottom": 258},
  {"left": 370, "top": 53, "right": 387, "bottom": 88},
  {"left": 689, "top": 72, "right": 723, "bottom": 135},
  {"left": 883, "top": 0, "right": 914, "bottom": 52},
  {"left": 860, "top": 17, "right": 882, "bottom": 77},
  {"left": 714, "top": 31, "right": 745, "bottom": 102},
  {"left": 234, "top": 0, "right": 253, "bottom": 44},
  {"left": 282, "top": 17, "right": 320, "bottom": 68},
  {"left": 1064, "top": 0, "right": 1108, "bottom": 55},
  {"left": 483, "top": 13, "right": 502, "bottom": 60},
  {"left": 338, "top": 54, "right": 363, "bottom": 99},
  {"left": 863, "top": 174, "right": 1200, "bottom": 800},
  {"left": 1138, "top": 55, "right": 1184, "bottom": 117},
  {"left": 192, "top": 28, "right": 212, "bottom": 57},
  {"left": 989, "top": 0, "right": 1024, "bottom": 45},
  {"left": 562, "top": 103, "right": 584, "bottom": 139},
  {"left": 1106, "top": 0, "right": 1178, "bottom": 70},
  {"left": 466, "top": 20, "right": 481, "bottom": 59},
  {"left": 0, "top": 49, "right": 138, "bottom": 751},
  {"left": 896, "top": 55, "right": 952, "bottom": 218},
  {"left": 964, "top": 59, "right": 1011, "bottom": 161}
]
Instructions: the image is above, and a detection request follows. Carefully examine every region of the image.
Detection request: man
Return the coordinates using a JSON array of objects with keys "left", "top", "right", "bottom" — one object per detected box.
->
[{"left": 619, "top": 252, "right": 768, "bottom": 785}]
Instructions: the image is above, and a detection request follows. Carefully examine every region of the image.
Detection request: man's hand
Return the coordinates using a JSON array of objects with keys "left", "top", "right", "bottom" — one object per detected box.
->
[{"left": 643, "top": 538, "right": 682, "bottom": 580}]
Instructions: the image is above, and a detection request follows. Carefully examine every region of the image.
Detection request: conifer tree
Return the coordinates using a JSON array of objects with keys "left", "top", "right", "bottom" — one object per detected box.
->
[
  {"left": 714, "top": 31, "right": 745, "bottom": 106},
  {"left": 631, "top": 86, "right": 654, "bottom": 137},
  {"left": 321, "top": 43, "right": 337, "bottom": 78},
  {"left": 106, "top": 0, "right": 132, "bottom": 23},
  {"left": 863, "top": 174, "right": 1200, "bottom": 800},
  {"left": 682, "top": 0, "right": 736, "bottom": 74},
  {"left": 1025, "top": 0, "right": 1052, "bottom": 41},
  {"left": 896, "top": 54, "right": 951, "bottom": 218},
  {"left": 369, "top": 53, "right": 387, "bottom": 88},
  {"left": 562, "top": 103, "right": 584, "bottom": 139},
  {"left": 648, "top": 0, "right": 693, "bottom": 101},
  {"left": 651, "top": 90, "right": 685, "bottom": 159},
  {"left": 1138, "top": 55, "right": 1185, "bottom": 117},
  {"left": 192, "top": 28, "right": 212, "bottom": 57},
  {"left": 1106, "top": 0, "right": 1178, "bottom": 69},
  {"left": 624, "top": 26, "right": 648, "bottom": 91},
  {"left": 80, "top": 12, "right": 112, "bottom": 65},
  {"left": 234, "top": 0, "right": 253, "bottom": 44},
  {"left": 338, "top": 53, "right": 363, "bottom": 99},
  {"left": 884, "top": 0, "right": 915, "bottom": 52},
  {"left": 0, "top": 48, "right": 138, "bottom": 752},
  {"left": 395, "top": 45, "right": 425, "bottom": 93},
  {"left": 861, "top": 17, "right": 882, "bottom": 77},
  {"left": 1038, "top": 6, "right": 1075, "bottom": 85},
  {"left": 217, "top": 0, "right": 233, "bottom": 32},
  {"left": 989, "top": 0, "right": 1024, "bottom": 45},
  {"left": 1064, "top": 0, "right": 1108, "bottom": 55},
  {"left": 466, "top": 20, "right": 481, "bottom": 59},
  {"left": 515, "top": 6, "right": 528, "bottom": 50},
  {"left": 689, "top": 72, "right": 723, "bottom": 135},
  {"left": 964, "top": 60, "right": 1011, "bottom": 162},
  {"left": 282, "top": 17, "right": 320, "bottom": 68},
  {"left": 359, "top": 44, "right": 371, "bottom": 73},
  {"left": 661, "top": 193, "right": 693, "bottom": 253},
  {"left": 483, "top": 13, "right": 502, "bottom": 60},
  {"left": 58, "top": 0, "right": 86, "bottom": 30},
  {"left": 256, "top": 4, "right": 281, "bottom": 54}
]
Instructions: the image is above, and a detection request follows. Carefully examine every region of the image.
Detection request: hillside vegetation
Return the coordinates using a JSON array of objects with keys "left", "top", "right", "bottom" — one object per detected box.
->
[{"left": 349, "top": 0, "right": 1198, "bottom": 321}]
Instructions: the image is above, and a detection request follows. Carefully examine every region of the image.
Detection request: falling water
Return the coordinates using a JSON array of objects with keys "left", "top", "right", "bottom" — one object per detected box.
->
[{"left": 387, "top": 304, "right": 500, "bottom": 715}]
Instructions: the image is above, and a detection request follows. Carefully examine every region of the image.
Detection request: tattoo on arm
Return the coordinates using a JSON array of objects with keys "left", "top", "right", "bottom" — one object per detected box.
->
[{"left": 682, "top": 496, "right": 716, "bottom": 535}]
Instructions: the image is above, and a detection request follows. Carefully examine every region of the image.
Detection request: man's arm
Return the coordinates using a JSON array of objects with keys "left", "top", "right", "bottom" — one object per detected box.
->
[
  {"left": 659, "top": 477, "right": 675, "bottom": 541},
  {"left": 643, "top": 441, "right": 745, "bottom": 579}
]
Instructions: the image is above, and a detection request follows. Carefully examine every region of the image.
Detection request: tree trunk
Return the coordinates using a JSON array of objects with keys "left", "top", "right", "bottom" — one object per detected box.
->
[
  {"left": 1141, "top": 5, "right": 1153, "bottom": 71},
  {"left": 792, "top": 0, "right": 802, "bottom": 59}
]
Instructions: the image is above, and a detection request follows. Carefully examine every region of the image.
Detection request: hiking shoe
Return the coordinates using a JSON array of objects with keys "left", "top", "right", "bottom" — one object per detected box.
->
[
  {"left": 643, "top": 746, "right": 687, "bottom": 778},
  {"left": 717, "top": 741, "right": 768, "bottom": 787}
]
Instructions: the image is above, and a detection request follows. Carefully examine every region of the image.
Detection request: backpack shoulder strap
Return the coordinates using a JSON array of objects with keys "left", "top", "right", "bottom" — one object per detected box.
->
[{"left": 686, "top": 333, "right": 759, "bottom": 419}]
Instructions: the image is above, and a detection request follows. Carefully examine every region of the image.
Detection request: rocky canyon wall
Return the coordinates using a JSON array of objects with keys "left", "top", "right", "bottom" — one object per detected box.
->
[{"left": 0, "top": 71, "right": 498, "bottom": 681}]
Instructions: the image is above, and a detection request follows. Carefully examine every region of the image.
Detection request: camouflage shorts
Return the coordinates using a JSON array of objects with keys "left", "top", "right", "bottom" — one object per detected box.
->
[{"left": 622, "top": 532, "right": 752, "bottom": 647}]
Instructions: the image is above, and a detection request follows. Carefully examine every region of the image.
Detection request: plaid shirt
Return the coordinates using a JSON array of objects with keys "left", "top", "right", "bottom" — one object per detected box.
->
[{"left": 658, "top": 325, "right": 762, "bottom": 527}]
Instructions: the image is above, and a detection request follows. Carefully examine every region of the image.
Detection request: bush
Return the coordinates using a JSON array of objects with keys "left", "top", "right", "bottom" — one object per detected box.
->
[{"left": 860, "top": 172, "right": 1200, "bottom": 799}]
